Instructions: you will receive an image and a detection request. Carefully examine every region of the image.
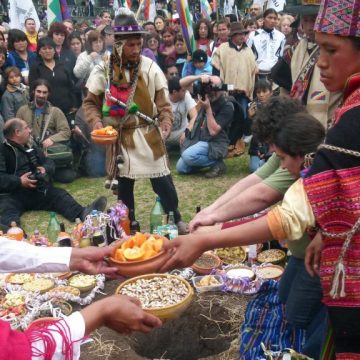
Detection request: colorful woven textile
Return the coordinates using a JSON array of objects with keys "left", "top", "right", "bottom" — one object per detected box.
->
[
  {"left": 314, "top": 0, "right": 360, "bottom": 37},
  {"left": 304, "top": 73, "right": 360, "bottom": 307},
  {"left": 239, "top": 281, "right": 305, "bottom": 359}
]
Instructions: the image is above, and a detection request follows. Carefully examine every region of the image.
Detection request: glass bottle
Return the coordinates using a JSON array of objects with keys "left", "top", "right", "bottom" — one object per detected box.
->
[
  {"left": 129, "top": 209, "right": 140, "bottom": 235},
  {"left": 57, "top": 223, "right": 72, "bottom": 247},
  {"left": 149, "top": 196, "right": 165, "bottom": 233},
  {"left": 47, "top": 212, "right": 60, "bottom": 245},
  {"left": 7, "top": 221, "right": 24, "bottom": 241},
  {"left": 167, "top": 211, "right": 178, "bottom": 240}
]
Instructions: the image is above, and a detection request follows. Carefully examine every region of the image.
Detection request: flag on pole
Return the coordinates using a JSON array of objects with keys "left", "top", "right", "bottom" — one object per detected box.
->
[
  {"left": 9, "top": 0, "right": 41, "bottom": 31},
  {"left": 200, "top": 0, "right": 212, "bottom": 20},
  {"left": 176, "top": 0, "right": 196, "bottom": 54},
  {"left": 60, "top": 0, "right": 71, "bottom": 20},
  {"left": 47, "top": 0, "right": 70, "bottom": 28},
  {"left": 47, "top": 0, "right": 62, "bottom": 27}
]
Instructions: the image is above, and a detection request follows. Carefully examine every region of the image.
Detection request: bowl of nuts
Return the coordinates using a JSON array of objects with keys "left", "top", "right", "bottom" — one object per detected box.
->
[
  {"left": 191, "top": 252, "right": 222, "bottom": 275},
  {"left": 115, "top": 273, "right": 194, "bottom": 321}
]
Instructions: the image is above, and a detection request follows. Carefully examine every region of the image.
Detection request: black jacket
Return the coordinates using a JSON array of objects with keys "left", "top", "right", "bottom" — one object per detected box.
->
[
  {"left": 29, "top": 59, "right": 76, "bottom": 114},
  {"left": 0, "top": 140, "right": 55, "bottom": 194}
]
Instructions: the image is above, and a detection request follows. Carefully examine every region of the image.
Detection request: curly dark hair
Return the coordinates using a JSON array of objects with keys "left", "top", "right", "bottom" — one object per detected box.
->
[
  {"left": 272, "top": 112, "right": 325, "bottom": 157},
  {"left": 194, "top": 19, "right": 213, "bottom": 40},
  {"left": 252, "top": 96, "right": 305, "bottom": 144},
  {"left": 48, "top": 22, "right": 69, "bottom": 48}
]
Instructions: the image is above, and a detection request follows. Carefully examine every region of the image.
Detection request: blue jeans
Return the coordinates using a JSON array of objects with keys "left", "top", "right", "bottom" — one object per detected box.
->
[
  {"left": 279, "top": 256, "right": 327, "bottom": 359},
  {"left": 249, "top": 155, "right": 265, "bottom": 173},
  {"left": 176, "top": 141, "right": 219, "bottom": 174}
]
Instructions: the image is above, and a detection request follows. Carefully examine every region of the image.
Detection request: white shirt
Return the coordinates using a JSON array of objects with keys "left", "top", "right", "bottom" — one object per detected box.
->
[
  {"left": 0, "top": 237, "right": 85, "bottom": 359},
  {"left": 248, "top": 28, "right": 285, "bottom": 73},
  {"left": 167, "top": 91, "right": 196, "bottom": 145}
]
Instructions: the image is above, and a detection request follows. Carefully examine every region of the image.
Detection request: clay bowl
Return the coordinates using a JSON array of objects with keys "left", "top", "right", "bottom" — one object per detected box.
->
[
  {"left": 115, "top": 273, "right": 194, "bottom": 321},
  {"left": 257, "top": 249, "right": 286, "bottom": 266},
  {"left": 109, "top": 239, "right": 170, "bottom": 278},
  {"left": 91, "top": 133, "right": 118, "bottom": 145},
  {"left": 5, "top": 273, "right": 34, "bottom": 285},
  {"left": 191, "top": 252, "right": 222, "bottom": 275},
  {"left": 256, "top": 264, "right": 284, "bottom": 281}
]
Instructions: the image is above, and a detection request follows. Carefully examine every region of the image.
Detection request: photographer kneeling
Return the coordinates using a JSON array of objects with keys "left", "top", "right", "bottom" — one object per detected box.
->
[
  {"left": 176, "top": 75, "right": 234, "bottom": 178},
  {"left": 0, "top": 118, "right": 106, "bottom": 229}
]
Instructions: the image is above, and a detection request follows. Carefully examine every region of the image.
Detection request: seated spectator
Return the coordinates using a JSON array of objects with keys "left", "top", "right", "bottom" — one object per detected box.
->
[
  {"left": 176, "top": 75, "right": 233, "bottom": 178},
  {"left": 0, "top": 66, "right": 29, "bottom": 121},
  {"left": 0, "top": 118, "right": 107, "bottom": 228},
  {"left": 167, "top": 77, "right": 197, "bottom": 150},
  {"left": 181, "top": 49, "right": 212, "bottom": 78},
  {"left": 16, "top": 79, "right": 75, "bottom": 183},
  {"left": 72, "top": 106, "right": 106, "bottom": 178},
  {"left": 248, "top": 79, "right": 273, "bottom": 172}
]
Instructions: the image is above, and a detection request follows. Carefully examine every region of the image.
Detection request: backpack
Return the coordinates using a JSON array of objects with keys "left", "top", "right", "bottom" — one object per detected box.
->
[{"left": 224, "top": 96, "right": 245, "bottom": 146}]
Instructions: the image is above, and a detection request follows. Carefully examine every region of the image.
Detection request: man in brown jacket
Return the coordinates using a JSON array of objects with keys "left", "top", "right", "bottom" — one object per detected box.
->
[{"left": 83, "top": 9, "right": 187, "bottom": 233}]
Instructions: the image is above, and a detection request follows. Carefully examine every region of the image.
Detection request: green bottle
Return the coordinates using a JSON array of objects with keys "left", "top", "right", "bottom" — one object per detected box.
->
[
  {"left": 47, "top": 212, "right": 60, "bottom": 244},
  {"left": 150, "top": 197, "right": 165, "bottom": 233}
]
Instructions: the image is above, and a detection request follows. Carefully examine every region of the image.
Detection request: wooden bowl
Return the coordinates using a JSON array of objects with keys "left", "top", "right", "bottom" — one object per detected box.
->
[
  {"left": 91, "top": 133, "right": 118, "bottom": 145},
  {"left": 5, "top": 273, "right": 34, "bottom": 285},
  {"left": 23, "top": 278, "right": 54, "bottom": 294},
  {"left": 256, "top": 265, "right": 284, "bottom": 281},
  {"left": 257, "top": 249, "right": 286, "bottom": 265},
  {"left": 191, "top": 252, "right": 222, "bottom": 275},
  {"left": 109, "top": 238, "right": 170, "bottom": 278},
  {"left": 215, "top": 246, "right": 247, "bottom": 265},
  {"left": 68, "top": 274, "right": 96, "bottom": 293},
  {"left": 115, "top": 274, "right": 194, "bottom": 321},
  {"left": 47, "top": 286, "right": 81, "bottom": 298}
]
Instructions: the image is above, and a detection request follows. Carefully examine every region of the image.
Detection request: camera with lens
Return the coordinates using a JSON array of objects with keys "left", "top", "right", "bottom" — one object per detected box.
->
[
  {"left": 193, "top": 82, "right": 234, "bottom": 100},
  {"left": 26, "top": 149, "right": 46, "bottom": 187}
]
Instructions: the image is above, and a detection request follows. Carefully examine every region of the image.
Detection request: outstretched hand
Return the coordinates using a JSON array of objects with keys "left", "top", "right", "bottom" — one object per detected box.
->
[
  {"left": 81, "top": 294, "right": 162, "bottom": 335},
  {"left": 158, "top": 234, "right": 206, "bottom": 273},
  {"left": 69, "top": 246, "right": 119, "bottom": 277}
]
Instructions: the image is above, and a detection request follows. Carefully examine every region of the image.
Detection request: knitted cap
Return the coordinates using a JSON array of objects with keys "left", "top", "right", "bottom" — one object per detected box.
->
[{"left": 314, "top": 0, "right": 360, "bottom": 37}]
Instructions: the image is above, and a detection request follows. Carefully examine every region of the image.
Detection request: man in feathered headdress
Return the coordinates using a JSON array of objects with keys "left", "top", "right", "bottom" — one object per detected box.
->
[{"left": 83, "top": 9, "right": 188, "bottom": 233}]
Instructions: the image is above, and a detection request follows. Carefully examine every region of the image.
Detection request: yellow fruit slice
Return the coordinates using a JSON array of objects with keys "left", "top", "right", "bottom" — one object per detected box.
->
[{"left": 123, "top": 247, "right": 145, "bottom": 261}]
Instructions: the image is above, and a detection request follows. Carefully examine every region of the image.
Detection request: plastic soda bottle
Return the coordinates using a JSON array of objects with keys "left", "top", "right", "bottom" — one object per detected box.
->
[
  {"left": 150, "top": 197, "right": 165, "bottom": 233},
  {"left": 7, "top": 221, "right": 24, "bottom": 241},
  {"left": 47, "top": 212, "right": 60, "bottom": 245}
]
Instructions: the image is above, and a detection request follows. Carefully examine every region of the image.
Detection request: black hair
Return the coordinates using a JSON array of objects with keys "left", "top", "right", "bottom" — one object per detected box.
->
[
  {"left": 36, "top": 37, "right": 58, "bottom": 59},
  {"left": 348, "top": 36, "right": 360, "bottom": 51},
  {"left": 68, "top": 31, "right": 84, "bottom": 51},
  {"left": 225, "top": 14, "right": 238, "bottom": 23},
  {"left": 30, "top": 78, "right": 52, "bottom": 96},
  {"left": 272, "top": 112, "right": 325, "bottom": 156},
  {"left": 7, "top": 29, "right": 29, "bottom": 51},
  {"left": 25, "top": 18, "right": 36, "bottom": 25},
  {"left": 263, "top": 8, "right": 278, "bottom": 18},
  {"left": 168, "top": 77, "right": 181, "bottom": 93},
  {"left": 254, "top": 79, "right": 273, "bottom": 93},
  {"left": 252, "top": 96, "right": 305, "bottom": 143}
]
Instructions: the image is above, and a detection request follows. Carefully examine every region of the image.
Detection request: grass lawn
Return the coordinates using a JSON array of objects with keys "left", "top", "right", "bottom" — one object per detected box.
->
[{"left": 21, "top": 151, "right": 249, "bottom": 236}]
